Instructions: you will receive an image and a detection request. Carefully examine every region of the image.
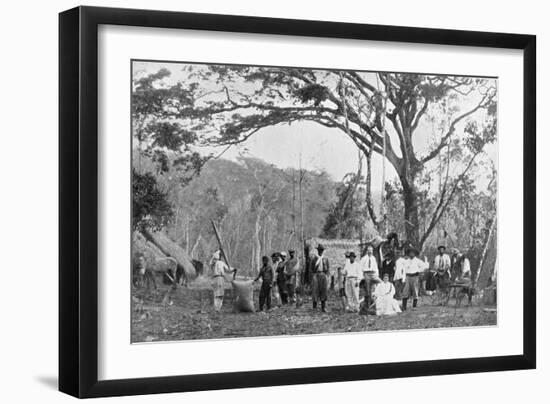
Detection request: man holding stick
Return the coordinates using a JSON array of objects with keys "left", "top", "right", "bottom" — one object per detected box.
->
[{"left": 210, "top": 250, "right": 236, "bottom": 312}]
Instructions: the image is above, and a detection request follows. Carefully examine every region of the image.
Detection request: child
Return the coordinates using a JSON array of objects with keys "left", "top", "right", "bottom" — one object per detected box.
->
[
  {"left": 336, "top": 266, "right": 347, "bottom": 311},
  {"left": 254, "top": 256, "right": 275, "bottom": 311}
]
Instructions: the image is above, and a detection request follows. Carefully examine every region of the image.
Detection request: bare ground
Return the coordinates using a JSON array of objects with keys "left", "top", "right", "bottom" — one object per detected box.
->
[{"left": 131, "top": 281, "right": 497, "bottom": 343}]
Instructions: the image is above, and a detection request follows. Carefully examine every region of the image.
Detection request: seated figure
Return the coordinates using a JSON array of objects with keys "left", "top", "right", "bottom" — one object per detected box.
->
[{"left": 373, "top": 273, "right": 402, "bottom": 316}]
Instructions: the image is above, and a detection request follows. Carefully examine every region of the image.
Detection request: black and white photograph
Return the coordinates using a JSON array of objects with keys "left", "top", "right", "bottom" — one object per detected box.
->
[
  {"left": 131, "top": 60, "right": 498, "bottom": 343},
  {"left": 0, "top": 0, "right": 544, "bottom": 401}
]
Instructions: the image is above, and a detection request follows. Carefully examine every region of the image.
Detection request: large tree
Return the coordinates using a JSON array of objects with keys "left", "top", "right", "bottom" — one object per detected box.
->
[
  {"left": 141, "top": 65, "right": 497, "bottom": 249},
  {"left": 132, "top": 68, "right": 208, "bottom": 181}
]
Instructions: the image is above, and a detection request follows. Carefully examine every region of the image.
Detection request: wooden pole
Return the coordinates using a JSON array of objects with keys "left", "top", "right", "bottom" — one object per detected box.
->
[{"left": 211, "top": 220, "right": 236, "bottom": 279}]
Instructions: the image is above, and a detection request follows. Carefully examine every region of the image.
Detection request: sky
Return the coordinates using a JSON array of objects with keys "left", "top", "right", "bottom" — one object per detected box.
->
[{"left": 133, "top": 61, "right": 497, "bottom": 194}]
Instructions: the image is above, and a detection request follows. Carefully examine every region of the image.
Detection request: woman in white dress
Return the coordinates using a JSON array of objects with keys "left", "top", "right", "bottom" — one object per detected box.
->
[{"left": 373, "top": 273, "right": 402, "bottom": 316}]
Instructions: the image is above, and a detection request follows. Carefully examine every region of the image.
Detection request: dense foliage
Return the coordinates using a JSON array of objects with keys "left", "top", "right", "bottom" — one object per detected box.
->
[{"left": 132, "top": 169, "right": 173, "bottom": 232}]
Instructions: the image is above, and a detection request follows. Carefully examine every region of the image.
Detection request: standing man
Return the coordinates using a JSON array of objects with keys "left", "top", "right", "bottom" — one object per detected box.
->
[
  {"left": 276, "top": 251, "right": 289, "bottom": 305},
  {"left": 254, "top": 256, "right": 275, "bottom": 311},
  {"left": 311, "top": 244, "right": 330, "bottom": 312},
  {"left": 343, "top": 251, "right": 362, "bottom": 312},
  {"left": 381, "top": 252, "right": 395, "bottom": 281},
  {"left": 284, "top": 249, "right": 300, "bottom": 304},
  {"left": 360, "top": 244, "right": 380, "bottom": 308},
  {"left": 453, "top": 250, "right": 473, "bottom": 304},
  {"left": 134, "top": 254, "right": 145, "bottom": 288},
  {"left": 433, "top": 245, "right": 451, "bottom": 290},
  {"left": 401, "top": 247, "right": 429, "bottom": 310},
  {"left": 271, "top": 253, "right": 282, "bottom": 306},
  {"left": 393, "top": 246, "right": 407, "bottom": 299},
  {"left": 453, "top": 249, "right": 472, "bottom": 280}
]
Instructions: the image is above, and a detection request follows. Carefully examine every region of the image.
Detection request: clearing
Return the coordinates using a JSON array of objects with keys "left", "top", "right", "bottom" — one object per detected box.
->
[{"left": 131, "top": 281, "right": 497, "bottom": 343}]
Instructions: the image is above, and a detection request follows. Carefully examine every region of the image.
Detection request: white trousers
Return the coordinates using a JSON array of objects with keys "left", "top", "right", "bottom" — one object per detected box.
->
[{"left": 345, "top": 277, "right": 360, "bottom": 312}]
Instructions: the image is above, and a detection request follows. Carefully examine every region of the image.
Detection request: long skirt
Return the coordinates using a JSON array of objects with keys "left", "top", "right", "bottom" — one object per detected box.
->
[
  {"left": 312, "top": 272, "right": 329, "bottom": 302},
  {"left": 375, "top": 295, "right": 402, "bottom": 316},
  {"left": 212, "top": 276, "right": 225, "bottom": 297},
  {"left": 212, "top": 276, "right": 225, "bottom": 311},
  {"left": 345, "top": 277, "right": 360, "bottom": 312}
]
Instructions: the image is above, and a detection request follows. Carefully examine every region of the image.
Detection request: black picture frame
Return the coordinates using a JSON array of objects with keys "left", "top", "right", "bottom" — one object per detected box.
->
[{"left": 59, "top": 5, "right": 536, "bottom": 398}]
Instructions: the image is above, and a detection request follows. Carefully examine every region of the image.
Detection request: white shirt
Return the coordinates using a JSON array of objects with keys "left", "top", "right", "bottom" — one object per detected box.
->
[
  {"left": 403, "top": 257, "right": 428, "bottom": 275},
  {"left": 393, "top": 257, "right": 407, "bottom": 281},
  {"left": 434, "top": 254, "right": 451, "bottom": 271},
  {"left": 212, "top": 259, "right": 230, "bottom": 277},
  {"left": 360, "top": 254, "right": 379, "bottom": 276},
  {"left": 461, "top": 257, "right": 471, "bottom": 277},
  {"left": 344, "top": 260, "right": 363, "bottom": 279},
  {"left": 374, "top": 281, "right": 396, "bottom": 298}
]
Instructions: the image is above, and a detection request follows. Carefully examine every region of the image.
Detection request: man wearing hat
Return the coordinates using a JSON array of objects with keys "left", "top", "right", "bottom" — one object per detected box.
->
[
  {"left": 310, "top": 244, "right": 330, "bottom": 312},
  {"left": 393, "top": 245, "right": 408, "bottom": 299},
  {"left": 284, "top": 249, "right": 300, "bottom": 304},
  {"left": 401, "top": 247, "right": 429, "bottom": 310},
  {"left": 360, "top": 244, "right": 381, "bottom": 308},
  {"left": 433, "top": 245, "right": 451, "bottom": 290},
  {"left": 210, "top": 250, "right": 237, "bottom": 312},
  {"left": 343, "top": 251, "right": 362, "bottom": 312}
]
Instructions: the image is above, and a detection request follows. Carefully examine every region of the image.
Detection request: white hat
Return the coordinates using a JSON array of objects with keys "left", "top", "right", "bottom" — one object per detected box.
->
[
  {"left": 212, "top": 250, "right": 221, "bottom": 260},
  {"left": 280, "top": 251, "right": 288, "bottom": 257}
]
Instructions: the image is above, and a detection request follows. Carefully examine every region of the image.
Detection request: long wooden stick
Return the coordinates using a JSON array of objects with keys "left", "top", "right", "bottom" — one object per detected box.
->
[{"left": 211, "top": 221, "right": 236, "bottom": 279}]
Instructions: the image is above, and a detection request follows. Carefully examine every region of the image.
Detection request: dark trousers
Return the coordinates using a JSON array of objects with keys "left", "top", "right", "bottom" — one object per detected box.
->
[
  {"left": 425, "top": 271, "right": 437, "bottom": 292},
  {"left": 435, "top": 271, "right": 450, "bottom": 289},
  {"left": 286, "top": 281, "right": 296, "bottom": 302},
  {"left": 259, "top": 282, "right": 272, "bottom": 310},
  {"left": 277, "top": 278, "right": 288, "bottom": 304},
  {"left": 312, "top": 272, "right": 329, "bottom": 303}
]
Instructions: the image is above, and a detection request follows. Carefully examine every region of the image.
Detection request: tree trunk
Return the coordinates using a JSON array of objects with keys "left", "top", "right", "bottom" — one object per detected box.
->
[
  {"left": 364, "top": 149, "right": 382, "bottom": 233},
  {"left": 253, "top": 213, "right": 261, "bottom": 274},
  {"left": 400, "top": 175, "right": 420, "bottom": 248}
]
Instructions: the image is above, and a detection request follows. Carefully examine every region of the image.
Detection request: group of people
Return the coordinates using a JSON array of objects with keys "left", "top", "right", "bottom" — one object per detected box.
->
[
  {"left": 254, "top": 250, "right": 300, "bottom": 311},
  {"left": 245, "top": 242, "right": 473, "bottom": 316}
]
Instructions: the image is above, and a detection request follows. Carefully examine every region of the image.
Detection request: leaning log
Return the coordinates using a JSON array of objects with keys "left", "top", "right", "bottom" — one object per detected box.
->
[
  {"left": 142, "top": 230, "right": 197, "bottom": 281},
  {"left": 476, "top": 219, "right": 497, "bottom": 289}
]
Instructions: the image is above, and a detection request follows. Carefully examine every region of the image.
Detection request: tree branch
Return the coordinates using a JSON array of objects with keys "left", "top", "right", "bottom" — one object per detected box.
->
[
  {"left": 419, "top": 150, "right": 481, "bottom": 247},
  {"left": 419, "top": 91, "right": 495, "bottom": 165}
]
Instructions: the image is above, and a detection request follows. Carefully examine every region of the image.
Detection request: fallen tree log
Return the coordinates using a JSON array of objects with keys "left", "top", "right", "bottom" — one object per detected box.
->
[{"left": 142, "top": 230, "right": 198, "bottom": 281}]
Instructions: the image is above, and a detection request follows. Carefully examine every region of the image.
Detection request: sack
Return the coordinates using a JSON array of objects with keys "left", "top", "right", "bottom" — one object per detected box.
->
[{"left": 231, "top": 280, "right": 255, "bottom": 312}]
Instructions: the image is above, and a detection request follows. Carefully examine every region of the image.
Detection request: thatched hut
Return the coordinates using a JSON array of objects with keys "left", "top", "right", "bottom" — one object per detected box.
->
[{"left": 304, "top": 238, "right": 362, "bottom": 285}]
